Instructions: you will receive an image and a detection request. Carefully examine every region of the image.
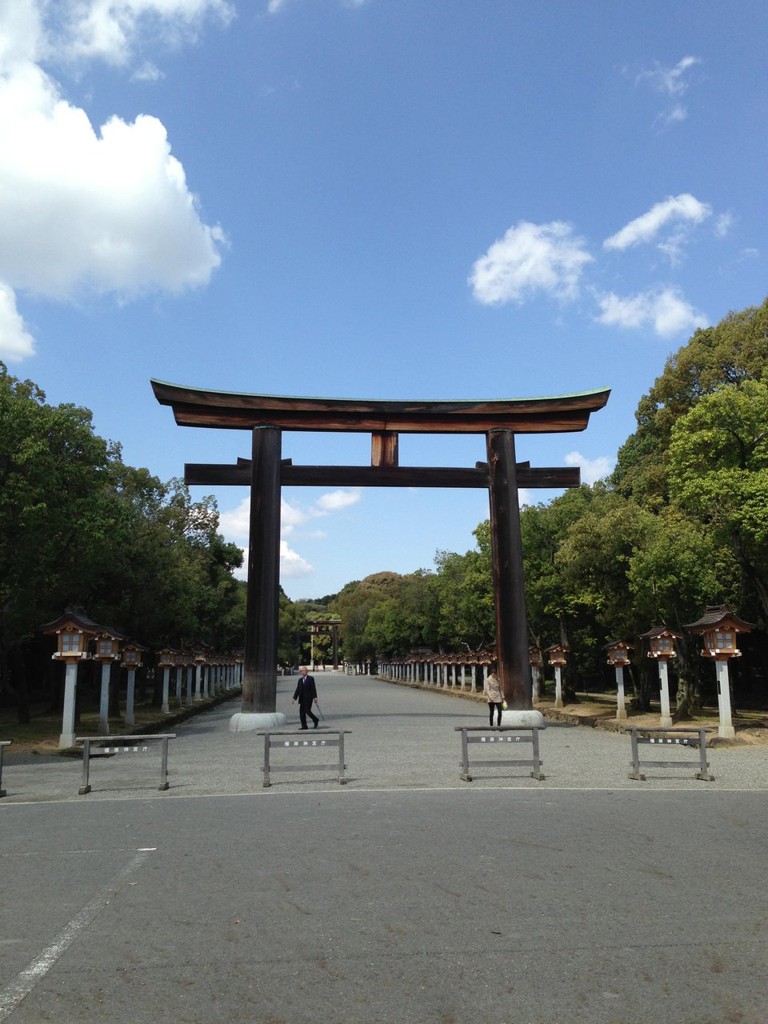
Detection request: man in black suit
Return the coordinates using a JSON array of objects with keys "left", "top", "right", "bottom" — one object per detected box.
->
[{"left": 292, "top": 666, "right": 319, "bottom": 729}]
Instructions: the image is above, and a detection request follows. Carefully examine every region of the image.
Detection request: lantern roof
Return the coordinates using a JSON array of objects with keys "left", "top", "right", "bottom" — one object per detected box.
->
[
  {"left": 122, "top": 639, "right": 148, "bottom": 651},
  {"left": 639, "top": 624, "right": 684, "bottom": 641},
  {"left": 683, "top": 604, "right": 755, "bottom": 634},
  {"left": 41, "top": 606, "right": 121, "bottom": 638},
  {"left": 605, "top": 639, "right": 635, "bottom": 650}
]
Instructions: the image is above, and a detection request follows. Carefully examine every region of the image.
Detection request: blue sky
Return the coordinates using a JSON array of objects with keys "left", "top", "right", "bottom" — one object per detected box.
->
[{"left": 1, "top": 0, "right": 766, "bottom": 600}]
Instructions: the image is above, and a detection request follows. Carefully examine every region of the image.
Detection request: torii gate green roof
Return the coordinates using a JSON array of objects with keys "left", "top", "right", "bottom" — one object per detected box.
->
[{"left": 151, "top": 380, "right": 610, "bottom": 434}]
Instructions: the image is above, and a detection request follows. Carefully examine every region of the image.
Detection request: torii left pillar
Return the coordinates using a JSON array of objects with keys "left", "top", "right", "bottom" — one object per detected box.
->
[
  {"left": 242, "top": 426, "right": 282, "bottom": 713},
  {"left": 487, "top": 430, "right": 531, "bottom": 710}
]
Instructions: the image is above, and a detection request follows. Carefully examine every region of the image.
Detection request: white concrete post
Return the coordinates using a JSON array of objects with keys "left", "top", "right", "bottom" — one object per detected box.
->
[
  {"left": 554, "top": 665, "right": 563, "bottom": 709},
  {"left": 125, "top": 667, "right": 136, "bottom": 727},
  {"left": 59, "top": 661, "right": 79, "bottom": 748},
  {"left": 194, "top": 664, "right": 202, "bottom": 701},
  {"left": 162, "top": 666, "right": 171, "bottom": 714},
  {"left": 715, "top": 659, "right": 735, "bottom": 738},
  {"left": 99, "top": 662, "right": 111, "bottom": 734},
  {"left": 657, "top": 660, "right": 673, "bottom": 728},
  {"left": 531, "top": 666, "right": 539, "bottom": 704},
  {"left": 615, "top": 665, "right": 627, "bottom": 720},
  {"left": 175, "top": 667, "right": 182, "bottom": 705}
]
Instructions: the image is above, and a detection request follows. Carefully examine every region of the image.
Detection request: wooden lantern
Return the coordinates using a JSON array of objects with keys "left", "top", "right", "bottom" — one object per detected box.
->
[
  {"left": 94, "top": 632, "right": 122, "bottom": 662},
  {"left": 157, "top": 647, "right": 178, "bottom": 670},
  {"left": 684, "top": 605, "right": 755, "bottom": 739},
  {"left": 606, "top": 640, "right": 634, "bottom": 667},
  {"left": 640, "top": 625, "right": 682, "bottom": 660},
  {"left": 545, "top": 643, "right": 569, "bottom": 666},
  {"left": 121, "top": 643, "right": 144, "bottom": 669},
  {"left": 42, "top": 609, "right": 100, "bottom": 661},
  {"left": 684, "top": 605, "right": 754, "bottom": 660}
]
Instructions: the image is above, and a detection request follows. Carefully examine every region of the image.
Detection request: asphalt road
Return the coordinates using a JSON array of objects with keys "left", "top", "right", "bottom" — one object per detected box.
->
[{"left": 1, "top": 672, "right": 767, "bottom": 1023}]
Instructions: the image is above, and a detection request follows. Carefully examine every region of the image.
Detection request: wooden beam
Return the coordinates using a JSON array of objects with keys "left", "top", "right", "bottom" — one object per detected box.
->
[
  {"left": 152, "top": 380, "right": 610, "bottom": 434},
  {"left": 371, "top": 431, "right": 399, "bottom": 467},
  {"left": 183, "top": 463, "right": 581, "bottom": 489}
]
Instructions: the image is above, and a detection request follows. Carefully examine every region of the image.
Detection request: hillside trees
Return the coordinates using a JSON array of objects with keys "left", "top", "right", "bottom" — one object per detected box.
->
[
  {"left": 0, "top": 364, "right": 246, "bottom": 720},
  {"left": 331, "top": 570, "right": 439, "bottom": 662}
]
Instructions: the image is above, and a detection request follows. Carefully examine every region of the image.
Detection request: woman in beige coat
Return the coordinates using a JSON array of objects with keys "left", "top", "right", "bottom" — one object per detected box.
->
[{"left": 483, "top": 668, "right": 503, "bottom": 727}]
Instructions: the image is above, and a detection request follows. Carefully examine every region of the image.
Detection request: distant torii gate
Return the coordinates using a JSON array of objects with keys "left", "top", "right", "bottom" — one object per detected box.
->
[{"left": 151, "top": 382, "right": 610, "bottom": 713}]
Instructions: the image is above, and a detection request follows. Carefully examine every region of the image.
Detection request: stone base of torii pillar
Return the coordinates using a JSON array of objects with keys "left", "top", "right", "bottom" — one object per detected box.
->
[
  {"left": 500, "top": 709, "right": 546, "bottom": 728},
  {"left": 229, "top": 712, "right": 287, "bottom": 732}
]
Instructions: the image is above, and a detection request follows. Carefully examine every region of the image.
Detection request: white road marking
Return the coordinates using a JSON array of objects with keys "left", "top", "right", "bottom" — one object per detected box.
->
[{"left": 0, "top": 847, "right": 154, "bottom": 1021}]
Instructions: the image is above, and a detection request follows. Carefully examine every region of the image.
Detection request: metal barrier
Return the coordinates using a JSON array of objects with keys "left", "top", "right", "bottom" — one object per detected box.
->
[
  {"left": 258, "top": 729, "right": 350, "bottom": 788},
  {"left": 77, "top": 734, "right": 176, "bottom": 794},
  {"left": 625, "top": 727, "right": 714, "bottom": 782},
  {"left": 455, "top": 726, "right": 545, "bottom": 782},
  {"left": 0, "top": 741, "right": 10, "bottom": 798}
]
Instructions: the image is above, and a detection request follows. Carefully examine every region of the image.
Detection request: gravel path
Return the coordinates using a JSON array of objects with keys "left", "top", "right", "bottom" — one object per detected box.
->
[{"left": 2, "top": 670, "right": 766, "bottom": 801}]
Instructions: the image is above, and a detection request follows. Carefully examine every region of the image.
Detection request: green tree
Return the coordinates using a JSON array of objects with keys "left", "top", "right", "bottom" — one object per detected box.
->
[
  {"left": 613, "top": 298, "right": 768, "bottom": 505},
  {"left": 668, "top": 380, "right": 768, "bottom": 623},
  {"left": 432, "top": 523, "right": 494, "bottom": 651},
  {"left": 331, "top": 572, "right": 406, "bottom": 665},
  {"left": 362, "top": 572, "right": 438, "bottom": 658},
  {"left": 0, "top": 365, "right": 247, "bottom": 721}
]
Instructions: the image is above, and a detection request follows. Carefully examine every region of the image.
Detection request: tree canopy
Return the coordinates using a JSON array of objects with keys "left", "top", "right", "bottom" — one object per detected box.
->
[{"left": 0, "top": 364, "right": 245, "bottom": 720}]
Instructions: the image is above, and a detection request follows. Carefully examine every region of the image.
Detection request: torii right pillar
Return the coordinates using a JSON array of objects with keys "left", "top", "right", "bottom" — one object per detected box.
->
[{"left": 487, "top": 430, "right": 531, "bottom": 709}]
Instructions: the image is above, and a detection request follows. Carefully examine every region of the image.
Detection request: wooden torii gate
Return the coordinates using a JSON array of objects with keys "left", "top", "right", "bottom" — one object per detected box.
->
[{"left": 151, "top": 382, "right": 610, "bottom": 713}]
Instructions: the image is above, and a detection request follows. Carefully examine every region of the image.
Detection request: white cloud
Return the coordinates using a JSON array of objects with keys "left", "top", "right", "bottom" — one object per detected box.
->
[
  {"left": 714, "top": 212, "right": 734, "bottom": 238},
  {"left": 637, "top": 56, "right": 700, "bottom": 126},
  {"left": 470, "top": 220, "right": 593, "bottom": 305},
  {"left": 0, "top": 1, "right": 227, "bottom": 361},
  {"left": 280, "top": 539, "right": 313, "bottom": 578},
  {"left": 595, "top": 287, "right": 708, "bottom": 338},
  {"left": 268, "top": 0, "right": 367, "bottom": 11},
  {"left": 219, "top": 492, "right": 359, "bottom": 583},
  {"left": 656, "top": 103, "right": 688, "bottom": 127},
  {"left": 638, "top": 55, "right": 700, "bottom": 98},
  {"left": 218, "top": 498, "right": 251, "bottom": 543},
  {"left": 603, "top": 194, "right": 711, "bottom": 254},
  {"left": 51, "top": 0, "right": 235, "bottom": 66},
  {"left": 315, "top": 489, "right": 361, "bottom": 513},
  {"left": 131, "top": 60, "right": 164, "bottom": 82},
  {"left": 564, "top": 451, "right": 614, "bottom": 485},
  {"left": 0, "top": 283, "right": 36, "bottom": 362}
]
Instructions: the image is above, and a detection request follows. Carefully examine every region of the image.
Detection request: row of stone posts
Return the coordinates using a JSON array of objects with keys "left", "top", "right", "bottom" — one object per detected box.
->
[
  {"left": 156, "top": 645, "right": 244, "bottom": 716},
  {"left": 377, "top": 651, "right": 495, "bottom": 693},
  {"left": 41, "top": 608, "right": 243, "bottom": 747},
  {"left": 377, "top": 603, "right": 752, "bottom": 741}
]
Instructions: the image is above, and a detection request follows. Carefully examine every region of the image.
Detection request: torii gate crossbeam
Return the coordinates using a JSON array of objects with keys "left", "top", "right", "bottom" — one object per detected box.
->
[{"left": 152, "top": 381, "right": 610, "bottom": 712}]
